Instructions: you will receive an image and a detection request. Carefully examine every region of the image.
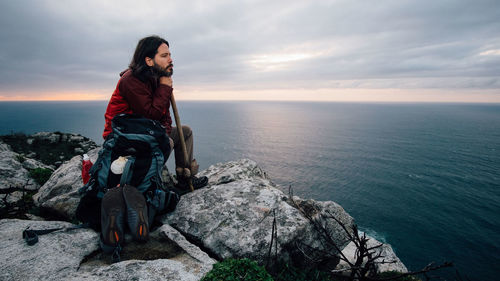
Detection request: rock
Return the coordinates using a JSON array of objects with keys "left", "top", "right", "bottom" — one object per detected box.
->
[
  {"left": 0, "top": 219, "right": 215, "bottom": 281},
  {"left": 32, "top": 148, "right": 99, "bottom": 219},
  {"left": 0, "top": 141, "right": 11, "bottom": 152},
  {"left": 29, "top": 132, "right": 96, "bottom": 151},
  {"left": 0, "top": 140, "right": 47, "bottom": 212},
  {"left": 27, "top": 154, "right": 407, "bottom": 275},
  {"left": 5, "top": 191, "right": 23, "bottom": 204},
  {"left": 72, "top": 224, "right": 216, "bottom": 281},
  {"left": 158, "top": 224, "right": 217, "bottom": 272},
  {"left": 25, "top": 213, "right": 45, "bottom": 221},
  {"left": 335, "top": 234, "right": 408, "bottom": 274},
  {"left": 1, "top": 132, "right": 98, "bottom": 170},
  {"left": 31, "top": 132, "right": 61, "bottom": 143},
  {"left": 286, "top": 196, "right": 361, "bottom": 266},
  {"left": 0, "top": 146, "right": 39, "bottom": 191},
  {"left": 164, "top": 159, "right": 355, "bottom": 269},
  {"left": 21, "top": 158, "right": 53, "bottom": 171},
  {"left": 0, "top": 191, "right": 24, "bottom": 210},
  {"left": 0, "top": 219, "right": 99, "bottom": 281},
  {"left": 198, "top": 158, "right": 269, "bottom": 185},
  {"left": 69, "top": 135, "right": 85, "bottom": 143}
]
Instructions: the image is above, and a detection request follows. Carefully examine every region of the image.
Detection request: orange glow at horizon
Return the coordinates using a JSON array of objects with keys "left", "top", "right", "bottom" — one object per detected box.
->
[
  {"left": 0, "top": 88, "right": 499, "bottom": 103},
  {"left": 0, "top": 91, "right": 110, "bottom": 101},
  {"left": 0, "top": 92, "right": 110, "bottom": 101}
]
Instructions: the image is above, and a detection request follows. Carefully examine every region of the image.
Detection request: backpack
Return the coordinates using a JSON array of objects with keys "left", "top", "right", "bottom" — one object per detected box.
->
[{"left": 76, "top": 113, "right": 180, "bottom": 230}]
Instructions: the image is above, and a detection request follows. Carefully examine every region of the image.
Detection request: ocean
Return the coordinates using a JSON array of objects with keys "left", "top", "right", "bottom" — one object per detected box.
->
[{"left": 1, "top": 101, "right": 499, "bottom": 280}]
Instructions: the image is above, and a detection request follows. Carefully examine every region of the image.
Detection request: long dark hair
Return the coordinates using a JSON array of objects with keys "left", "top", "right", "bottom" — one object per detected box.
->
[{"left": 129, "top": 35, "right": 169, "bottom": 80}]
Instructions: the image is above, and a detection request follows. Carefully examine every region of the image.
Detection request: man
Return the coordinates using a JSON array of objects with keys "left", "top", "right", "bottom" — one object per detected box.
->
[{"left": 103, "top": 35, "right": 208, "bottom": 191}]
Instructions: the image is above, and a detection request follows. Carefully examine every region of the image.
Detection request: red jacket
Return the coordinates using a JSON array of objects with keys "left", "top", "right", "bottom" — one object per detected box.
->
[{"left": 102, "top": 69, "right": 173, "bottom": 139}]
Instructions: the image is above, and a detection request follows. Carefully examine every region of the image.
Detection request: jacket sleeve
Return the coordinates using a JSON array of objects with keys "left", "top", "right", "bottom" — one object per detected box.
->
[{"left": 120, "top": 77, "right": 172, "bottom": 120}]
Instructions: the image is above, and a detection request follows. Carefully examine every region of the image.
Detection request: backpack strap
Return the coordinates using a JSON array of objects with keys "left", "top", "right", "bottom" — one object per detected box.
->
[
  {"left": 22, "top": 223, "right": 90, "bottom": 246},
  {"left": 119, "top": 156, "right": 136, "bottom": 187},
  {"left": 154, "top": 150, "right": 164, "bottom": 186}
]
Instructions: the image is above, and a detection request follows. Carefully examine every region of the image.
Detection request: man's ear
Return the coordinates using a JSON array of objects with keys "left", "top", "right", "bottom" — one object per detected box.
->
[{"left": 145, "top": 57, "right": 154, "bottom": 67}]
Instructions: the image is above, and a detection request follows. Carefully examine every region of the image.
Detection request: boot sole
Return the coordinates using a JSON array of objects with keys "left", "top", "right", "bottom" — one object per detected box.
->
[
  {"left": 101, "top": 186, "right": 125, "bottom": 247},
  {"left": 122, "top": 184, "right": 149, "bottom": 242}
]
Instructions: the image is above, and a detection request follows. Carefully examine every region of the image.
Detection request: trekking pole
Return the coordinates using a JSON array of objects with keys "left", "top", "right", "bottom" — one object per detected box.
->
[{"left": 170, "top": 93, "right": 195, "bottom": 192}]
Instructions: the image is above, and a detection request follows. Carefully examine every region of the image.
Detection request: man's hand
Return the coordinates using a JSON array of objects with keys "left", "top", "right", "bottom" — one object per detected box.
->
[{"left": 160, "top": 76, "right": 173, "bottom": 87}]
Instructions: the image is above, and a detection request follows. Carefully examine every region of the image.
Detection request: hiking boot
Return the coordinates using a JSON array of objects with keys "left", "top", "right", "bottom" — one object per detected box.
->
[
  {"left": 175, "top": 176, "right": 208, "bottom": 194},
  {"left": 122, "top": 184, "right": 149, "bottom": 242},
  {"left": 100, "top": 186, "right": 126, "bottom": 251}
]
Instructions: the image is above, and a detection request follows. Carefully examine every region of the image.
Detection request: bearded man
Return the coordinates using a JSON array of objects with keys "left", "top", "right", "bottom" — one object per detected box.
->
[{"left": 102, "top": 35, "right": 208, "bottom": 191}]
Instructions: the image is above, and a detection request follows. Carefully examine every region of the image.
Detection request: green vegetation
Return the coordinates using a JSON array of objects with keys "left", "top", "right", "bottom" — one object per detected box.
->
[
  {"left": 202, "top": 258, "right": 273, "bottom": 281},
  {"left": 28, "top": 168, "right": 52, "bottom": 185},
  {"left": 201, "top": 259, "right": 423, "bottom": 281},
  {"left": 15, "top": 154, "right": 26, "bottom": 163},
  {"left": 274, "top": 263, "right": 334, "bottom": 281},
  {"left": 202, "top": 259, "right": 340, "bottom": 281}
]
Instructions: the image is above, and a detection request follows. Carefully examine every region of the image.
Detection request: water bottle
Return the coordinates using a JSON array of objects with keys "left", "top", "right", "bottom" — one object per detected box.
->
[{"left": 82, "top": 154, "right": 93, "bottom": 184}]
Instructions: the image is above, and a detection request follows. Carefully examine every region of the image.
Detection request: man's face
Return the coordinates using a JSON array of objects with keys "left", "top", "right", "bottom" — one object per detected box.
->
[{"left": 152, "top": 43, "right": 173, "bottom": 77}]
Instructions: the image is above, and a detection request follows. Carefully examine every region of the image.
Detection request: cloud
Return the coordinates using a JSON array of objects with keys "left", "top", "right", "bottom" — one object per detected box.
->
[
  {"left": 0, "top": 0, "right": 499, "bottom": 100},
  {"left": 480, "top": 49, "right": 500, "bottom": 56}
]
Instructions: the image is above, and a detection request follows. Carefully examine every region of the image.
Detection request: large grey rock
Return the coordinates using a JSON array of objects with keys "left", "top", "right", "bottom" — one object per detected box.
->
[
  {"left": 0, "top": 141, "right": 11, "bottom": 152},
  {"left": 0, "top": 149, "right": 39, "bottom": 191},
  {"left": 198, "top": 158, "right": 269, "bottom": 185},
  {"left": 164, "top": 159, "right": 356, "bottom": 268},
  {"left": 0, "top": 219, "right": 215, "bottom": 281},
  {"left": 72, "top": 224, "right": 216, "bottom": 281},
  {"left": 0, "top": 140, "right": 53, "bottom": 211},
  {"left": 21, "top": 157, "right": 53, "bottom": 171},
  {"left": 33, "top": 148, "right": 99, "bottom": 219},
  {"left": 0, "top": 219, "right": 99, "bottom": 281},
  {"left": 335, "top": 234, "right": 408, "bottom": 274}
]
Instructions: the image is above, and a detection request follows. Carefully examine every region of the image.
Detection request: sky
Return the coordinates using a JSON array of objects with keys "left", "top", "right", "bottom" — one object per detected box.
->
[{"left": 0, "top": 0, "right": 499, "bottom": 102}]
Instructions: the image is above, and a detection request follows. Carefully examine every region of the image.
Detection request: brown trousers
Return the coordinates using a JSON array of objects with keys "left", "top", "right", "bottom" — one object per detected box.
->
[{"left": 168, "top": 125, "right": 194, "bottom": 170}]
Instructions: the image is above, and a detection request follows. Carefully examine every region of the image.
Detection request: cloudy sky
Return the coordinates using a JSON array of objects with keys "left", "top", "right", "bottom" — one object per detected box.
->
[{"left": 0, "top": 0, "right": 499, "bottom": 102}]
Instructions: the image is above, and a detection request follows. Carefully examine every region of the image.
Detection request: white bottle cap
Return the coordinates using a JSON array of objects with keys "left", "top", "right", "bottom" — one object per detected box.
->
[{"left": 83, "top": 154, "right": 89, "bottom": 161}]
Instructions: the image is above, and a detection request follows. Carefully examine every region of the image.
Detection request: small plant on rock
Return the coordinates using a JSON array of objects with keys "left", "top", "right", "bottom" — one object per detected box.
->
[
  {"left": 28, "top": 168, "right": 52, "bottom": 185},
  {"left": 15, "top": 154, "right": 26, "bottom": 163},
  {"left": 202, "top": 258, "right": 273, "bottom": 281}
]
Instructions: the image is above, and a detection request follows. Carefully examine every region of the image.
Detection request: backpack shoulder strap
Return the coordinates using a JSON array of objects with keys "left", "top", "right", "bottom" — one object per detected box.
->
[{"left": 119, "top": 156, "right": 136, "bottom": 187}]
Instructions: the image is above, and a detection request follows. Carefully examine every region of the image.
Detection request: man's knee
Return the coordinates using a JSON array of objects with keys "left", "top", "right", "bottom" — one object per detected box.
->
[
  {"left": 169, "top": 137, "right": 174, "bottom": 150},
  {"left": 182, "top": 125, "right": 192, "bottom": 138}
]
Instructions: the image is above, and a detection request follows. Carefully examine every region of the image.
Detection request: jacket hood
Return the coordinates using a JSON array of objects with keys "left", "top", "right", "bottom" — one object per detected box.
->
[{"left": 119, "top": 69, "right": 130, "bottom": 77}]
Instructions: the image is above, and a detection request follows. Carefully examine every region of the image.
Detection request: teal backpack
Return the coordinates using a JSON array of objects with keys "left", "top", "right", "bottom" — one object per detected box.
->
[{"left": 76, "top": 113, "right": 179, "bottom": 230}]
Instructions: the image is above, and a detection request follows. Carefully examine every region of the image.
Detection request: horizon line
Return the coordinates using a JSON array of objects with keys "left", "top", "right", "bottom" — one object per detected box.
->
[{"left": 1, "top": 98, "right": 500, "bottom": 104}]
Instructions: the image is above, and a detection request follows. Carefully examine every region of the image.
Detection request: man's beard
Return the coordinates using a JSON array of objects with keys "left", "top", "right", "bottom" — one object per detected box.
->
[{"left": 152, "top": 63, "right": 173, "bottom": 77}]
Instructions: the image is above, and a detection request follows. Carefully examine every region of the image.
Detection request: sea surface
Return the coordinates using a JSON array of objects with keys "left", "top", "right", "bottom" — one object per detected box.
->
[{"left": 1, "top": 101, "right": 499, "bottom": 280}]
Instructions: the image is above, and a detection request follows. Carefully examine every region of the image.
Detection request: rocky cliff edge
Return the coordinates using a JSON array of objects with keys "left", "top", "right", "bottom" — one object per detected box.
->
[{"left": 0, "top": 135, "right": 407, "bottom": 280}]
